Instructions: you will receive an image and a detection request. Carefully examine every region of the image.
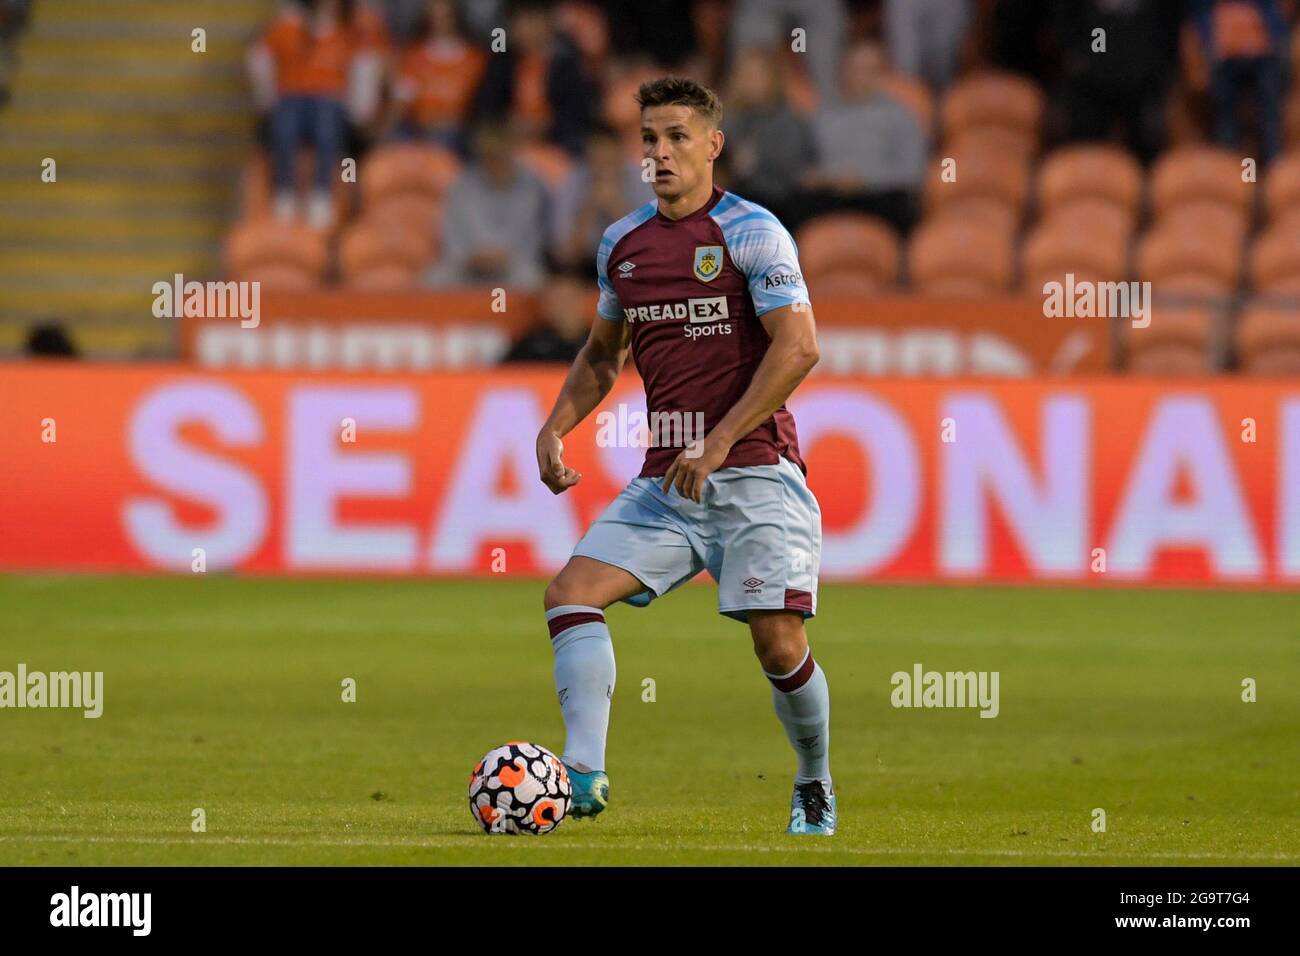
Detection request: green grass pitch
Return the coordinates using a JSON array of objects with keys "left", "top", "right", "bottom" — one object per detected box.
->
[{"left": 0, "top": 575, "right": 1296, "bottom": 866}]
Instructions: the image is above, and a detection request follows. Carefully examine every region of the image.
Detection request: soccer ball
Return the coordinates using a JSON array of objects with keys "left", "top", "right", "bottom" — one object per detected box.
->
[{"left": 468, "top": 741, "right": 571, "bottom": 835}]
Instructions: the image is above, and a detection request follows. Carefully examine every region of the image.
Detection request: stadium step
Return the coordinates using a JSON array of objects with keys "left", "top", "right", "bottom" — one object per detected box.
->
[{"left": 0, "top": 0, "right": 275, "bottom": 357}]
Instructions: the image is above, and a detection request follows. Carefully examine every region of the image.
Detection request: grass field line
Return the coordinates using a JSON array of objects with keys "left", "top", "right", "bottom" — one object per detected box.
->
[{"left": 1, "top": 834, "right": 1295, "bottom": 861}]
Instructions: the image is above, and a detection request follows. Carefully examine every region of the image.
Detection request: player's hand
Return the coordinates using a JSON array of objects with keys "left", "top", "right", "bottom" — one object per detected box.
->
[
  {"left": 537, "top": 429, "right": 581, "bottom": 495},
  {"left": 661, "top": 437, "right": 729, "bottom": 503}
]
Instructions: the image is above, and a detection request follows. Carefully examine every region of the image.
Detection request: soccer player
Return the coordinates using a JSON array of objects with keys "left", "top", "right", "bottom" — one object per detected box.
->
[{"left": 535, "top": 77, "right": 833, "bottom": 835}]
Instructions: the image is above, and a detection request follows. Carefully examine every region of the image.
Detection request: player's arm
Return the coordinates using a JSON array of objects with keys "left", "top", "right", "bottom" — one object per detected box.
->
[
  {"left": 662, "top": 304, "right": 819, "bottom": 501},
  {"left": 536, "top": 315, "right": 632, "bottom": 494}
]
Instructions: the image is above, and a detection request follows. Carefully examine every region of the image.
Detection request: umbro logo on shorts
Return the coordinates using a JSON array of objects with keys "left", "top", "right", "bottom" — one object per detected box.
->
[{"left": 743, "top": 577, "right": 764, "bottom": 593}]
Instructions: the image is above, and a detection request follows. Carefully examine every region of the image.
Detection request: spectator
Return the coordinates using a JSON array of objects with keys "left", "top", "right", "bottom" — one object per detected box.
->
[
  {"left": 1047, "top": 0, "right": 1185, "bottom": 164},
  {"left": 248, "top": 0, "right": 382, "bottom": 229},
  {"left": 550, "top": 122, "right": 654, "bottom": 273},
  {"left": 24, "top": 322, "right": 77, "bottom": 358},
  {"left": 0, "top": 0, "right": 32, "bottom": 107},
  {"left": 1192, "top": 0, "right": 1289, "bottom": 165},
  {"left": 722, "top": 46, "right": 816, "bottom": 224},
  {"left": 794, "top": 38, "right": 926, "bottom": 233},
  {"left": 729, "top": 0, "right": 847, "bottom": 106},
  {"left": 502, "top": 273, "right": 591, "bottom": 363},
  {"left": 470, "top": 0, "right": 596, "bottom": 156},
  {"left": 884, "top": 0, "right": 971, "bottom": 91},
  {"left": 383, "top": 0, "right": 486, "bottom": 152},
  {"left": 425, "top": 120, "right": 548, "bottom": 288}
]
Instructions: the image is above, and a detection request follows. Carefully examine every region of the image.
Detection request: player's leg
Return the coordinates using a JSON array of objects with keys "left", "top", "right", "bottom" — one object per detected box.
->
[
  {"left": 545, "top": 479, "right": 703, "bottom": 817},
  {"left": 543, "top": 556, "right": 643, "bottom": 776},
  {"left": 749, "top": 610, "right": 835, "bottom": 835}
]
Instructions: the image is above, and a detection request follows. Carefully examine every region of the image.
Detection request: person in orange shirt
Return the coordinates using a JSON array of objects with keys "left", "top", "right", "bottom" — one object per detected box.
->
[
  {"left": 383, "top": 0, "right": 486, "bottom": 152},
  {"left": 470, "top": 0, "right": 595, "bottom": 156},
  {"left": 247, "top": 0, "right": 366, "bottom": 228}
]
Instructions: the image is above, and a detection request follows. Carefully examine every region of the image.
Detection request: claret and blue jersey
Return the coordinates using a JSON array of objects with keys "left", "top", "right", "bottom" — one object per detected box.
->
[{"left": 595, "top": 186, "right": 814, "bottom": 478}]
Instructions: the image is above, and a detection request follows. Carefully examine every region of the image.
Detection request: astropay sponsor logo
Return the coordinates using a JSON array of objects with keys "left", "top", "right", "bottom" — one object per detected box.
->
[
  {"left": 153, "top": 273, "right": 260, "bottom": 328},
  {"left": 50, "top": 887, "right": 151, "bottom": 936},
  {"left": 890, "top": 663, "right": 999, "bottom": 718},
  {"left": 0, "top": 664, "right": 103, "bottom": 718}
]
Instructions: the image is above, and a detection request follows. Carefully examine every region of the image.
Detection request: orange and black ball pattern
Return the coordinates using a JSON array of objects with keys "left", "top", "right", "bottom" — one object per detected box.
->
[{"left": 468, "top": 741, "right": 572, "bottom": 835}]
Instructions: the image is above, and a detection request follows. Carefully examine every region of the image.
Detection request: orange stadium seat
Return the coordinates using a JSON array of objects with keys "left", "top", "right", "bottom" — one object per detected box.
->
[
  {"left": 1149, "top": 146, "right": 1253, "bottom": 220},
  {"left": 1248, "top": 223, "right": 1300, "bottom": 294},
  {"left": 1125, "top": 305, "right": 1216, "bottom": 374},
  {"left": 225, "top": 220, "right": 329, "bottom": 288},
  {"left": 1135, "top": 226, "right": 1242, "bottom": 297},
  {"left": 1235, "top": 304, "right": 1300, "bottom": 374},
  {"left": 1020, "top": 221, "right": 1128, "bottom": 293},
  {"left": 927, "top": 195, "right": 1021, "bottom": 236},
  {"left": 924, "top": 150, "right": 1030, "bottom": 218},
  {"left": 796, "top": 213, "right": 899, "bottom": 287},
  {"left": 360, "top": 143, "right": 461, "bottom": 208},
  {"left": 946, "top": 123, "right": 1039, "bottom": 161},
  {"left": 365, "top": 193, "right": 443, "bottom": 241},
  {"left": 1037, "top": 145, "right": 1144, "bottom": 217},
  {"left": 1263, "top": 150, "right": 1300, "bottom": 224},
  {"left": 1155, "top": 199, "right": 1250, "bottom": 247},
  {"left": 879, "top": 71, "right": 935, "bottom": 135},
  {"left": 907, "top": 218, "right": 1015, "bottom": 294},
  {"left": 339, "top": 220, "right": 434, "bottom": 286},
  {"left": 1039, "top": 197, "right": 1137, "bottom": 244},
  {"left": 940, "top": 71, "right": 1045, "bottom": 145}
]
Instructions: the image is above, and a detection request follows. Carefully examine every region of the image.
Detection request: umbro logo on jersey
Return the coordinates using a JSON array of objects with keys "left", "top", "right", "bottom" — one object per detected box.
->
[{"left": 618, "top": 261, "right": 636, "bottom": 275}]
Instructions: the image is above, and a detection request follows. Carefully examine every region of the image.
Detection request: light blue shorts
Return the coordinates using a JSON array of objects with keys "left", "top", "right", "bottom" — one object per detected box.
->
[{"left": 571, "top": 455, "right": 822, "bottom": 623}]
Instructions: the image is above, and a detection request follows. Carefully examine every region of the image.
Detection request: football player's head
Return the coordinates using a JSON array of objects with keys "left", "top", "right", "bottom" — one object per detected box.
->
[{"left": 636, "top": 76, "right": 725, "bottom": 204}]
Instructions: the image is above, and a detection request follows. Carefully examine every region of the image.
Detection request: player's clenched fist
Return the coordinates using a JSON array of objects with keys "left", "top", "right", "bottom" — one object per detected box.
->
[
  {"left": 536, "top": 429, "right": 582, "bottom": 494},
  {"left": 661, "top": 437, "right": 730, "bottom": 503}
]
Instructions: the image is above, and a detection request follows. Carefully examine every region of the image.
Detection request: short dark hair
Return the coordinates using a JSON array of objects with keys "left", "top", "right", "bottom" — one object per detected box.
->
[{"left": 635, "top": 76, "right": 722, "bottom": 127}]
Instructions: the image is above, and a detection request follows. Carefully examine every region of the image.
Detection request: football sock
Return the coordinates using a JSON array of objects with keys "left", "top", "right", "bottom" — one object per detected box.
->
[
  {"left": 546, "top": 604, "right": 615, "bottom": 774},
  {"left": 765, "top": 649, "right": 832, "bottom": 790}
]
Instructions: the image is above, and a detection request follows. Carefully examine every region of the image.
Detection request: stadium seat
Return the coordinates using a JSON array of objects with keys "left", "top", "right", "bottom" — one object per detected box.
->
[
  {"left": 927, "top": 195, "right": 1020, "bottom": 236},
  {"left": 940, "top": 70, "right": 1044, "bottom": 146},
  {"left": 225, "top": 220, "right": 329, "bottom": 287},
  {"left": 1263, "top": 150, "right": 1300, "bottom": 224},
  {"left": 796, "top": 213, "right": 900, "bottom": 287},
  {"left": 924, "top": 150, "right": 1031, "bottom": 217},
  {"left": 1039, "top": 196, "right": 1137, "bottom": 244},
  {"left": 1155, "top": 199, "right": 1250, "bottom": 247},
  {"left": 339, "top": 220, "right": 434, "bottom": 286},
  {"left": 1136, "top": 226, "right": 1242, "bottom": 297},
  {"left": 908, "top": 218, "right": 1014, "bottom": 294},
  {"left": 1020, "top": 220, "right": 1128, "bottom": 294},
  {"left": 1149, "top": 146, "right": 1253, "bottom": 220},
  {"left": 1037, "top": 144, "right": 1144, "bottom": 217},
  {"left": 1248, "top": 223, "right": 1300, "bottom": 294},
  {"left": 364, "top": 193, "right": 443, "bottom": 242},
  {"left": 1235, "top": 303, "right": 1300, "bottom": 374},
  {"left": 1125, "top": 305, "right": 1215, "bottom": 374},
  {"left": 360, "top": 143, "right": 461, "bottom": 208},
  {"left": 946, "top": 123, "right": 1039, "bottom": 161}
]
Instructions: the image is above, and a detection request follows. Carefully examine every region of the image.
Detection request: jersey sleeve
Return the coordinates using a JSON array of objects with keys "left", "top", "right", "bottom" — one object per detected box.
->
[
  {"left": 727, "top": 215, "right": 812, "bottom": 316},
  {"left": 594, "top": 226, "right": 624, "bottom": 322}
]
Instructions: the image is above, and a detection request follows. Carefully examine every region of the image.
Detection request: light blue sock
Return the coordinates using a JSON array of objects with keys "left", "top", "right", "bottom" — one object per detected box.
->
[
  {"left": 546, "top": 604, "right": 616, "bottom": 773},
  {"left": 766, "top": 650, "right": 832, "bottom": 789}
]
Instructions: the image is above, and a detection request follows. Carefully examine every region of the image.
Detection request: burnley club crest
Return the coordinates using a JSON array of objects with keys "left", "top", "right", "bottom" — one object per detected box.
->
[{"left": 693, "top": 245, "right": 723, "bottom": 283}]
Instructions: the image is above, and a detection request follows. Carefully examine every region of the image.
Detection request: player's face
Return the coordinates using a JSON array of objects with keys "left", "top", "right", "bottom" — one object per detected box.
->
[{"left": 641, "top": 105, "right": 722, "bottom": 202}]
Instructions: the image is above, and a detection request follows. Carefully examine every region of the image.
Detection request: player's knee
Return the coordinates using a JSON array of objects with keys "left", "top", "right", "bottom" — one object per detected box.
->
[
  {"left": 749, "top": 612, "right": 808, "bottom": 673},
  {"left": 543, "top": 571, "right": 594, "bottom": 612}
]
